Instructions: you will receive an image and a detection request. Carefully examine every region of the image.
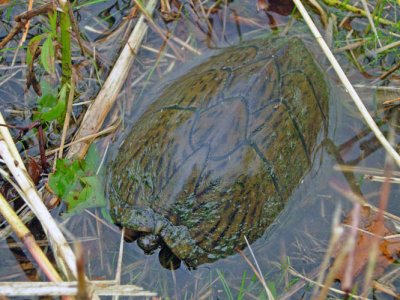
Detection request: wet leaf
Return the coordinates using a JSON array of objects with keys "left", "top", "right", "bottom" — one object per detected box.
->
[
  {"left": 26, "top": 34, "right": 45, "bottom": 65},
  {"left": 334, "top": 206, "right": 400, "bottom": 283},
  {"left": 26, "top": 34, "right": 45, "bottom": 96},
  {"left": 27, "top": 63, "right": 42, "bottom": 96},
  {"left": 26, "top": 157, "right": 41, "bottom": 185}
]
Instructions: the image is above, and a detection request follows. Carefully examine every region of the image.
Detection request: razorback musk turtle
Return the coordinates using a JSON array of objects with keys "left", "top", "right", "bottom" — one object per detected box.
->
[{"left": 108, "top": 35, "right": 329, "bottom": 268}]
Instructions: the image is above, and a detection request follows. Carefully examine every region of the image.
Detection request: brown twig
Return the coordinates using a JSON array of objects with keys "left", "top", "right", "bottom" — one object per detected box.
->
[
  {"left": 75, "top": 243, "right": 90, "bottom": 300},
  {"left": 67, "top": 3, "right": 85, "bottom": 56},
  {"left": 17, "top": 0, "right": 33, "bottom": 47},
  {"left": 37, "top": 125, "right": 49, "bottom": 170},
  {"left": 377, "top": 62, "right": 400, "bottom": 82},
  {"left": 0, "top": 3, "right": 55, "bottom": 49}
]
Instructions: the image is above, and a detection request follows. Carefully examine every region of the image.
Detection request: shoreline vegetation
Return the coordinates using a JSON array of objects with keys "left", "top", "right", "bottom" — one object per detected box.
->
[{"left": 0, "top": 0, "right": 399, "bottom": 298}]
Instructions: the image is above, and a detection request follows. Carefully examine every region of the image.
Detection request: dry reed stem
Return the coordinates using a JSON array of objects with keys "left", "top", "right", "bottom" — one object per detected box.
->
[
  {"left": 376, "top": 40, "right": 400, "bottom": 55},
  {"left": 0, "top": 207, "right": 33, "bottom": 240},
  {"left": 288, "top": 267, "right": 371, "bottom": 299},
  {"left": 67, "top": 0, "right": 157, "bottom": 159},
  {"left": 59, "top": 76, "right": 75, "bottom": 158},
  {"left": 46, "top": 122, "right": 120, "bottom": 156},
  {"left": 353, "top": 84, "right": 400, "bottom": 91},
  {"left": 114, "top": 228, "right": 125, "bottom": 286},
  {"left": 342, "top": 202, "right": 360, "bottom": 292},
  {"left": 0, "top": 192, "right": 62, "bottom": 282},
  {"left": 360, "top": 0, "right": 382, "bottom": 47},
  {"left": 372, "top": 281, "right": 399, "bottom": 298},
  {"left": 0, "top": 112, "right": 77, "bottom": 279},
  {"left": 366, "top": 175, "right": 400, "bottom": 184},
  {"left": 133, "top": 0, "right": 184, "bottom": 60},
  {"left": 334, "top": 40, "right": 367, "bottom": 52},
  {"left": 279, "top": 263, "right": 322, "bottom": 300},
  {"left": 312, "top": 206, "right": 343, "bottom": 297},
  {"left": 0, "top": 282, "right": 156, "bottom": 297},
  {"left": 293, "top": 0, "right": 400, "bottom": 167},
  {"left": 333, "top": 183, "right": 400, "bottom": 223},
  {"left": 334, "top": 165, "right": 400, "bottom": 177},
  {"left": 165, "top": 32, "right": 202, "bottom": 55},
  {"left": 333, "top": 164, "right": 400, "bottom": 184},
  {"left": 308, "top": 0, "right": 328, "bottom": 28}
]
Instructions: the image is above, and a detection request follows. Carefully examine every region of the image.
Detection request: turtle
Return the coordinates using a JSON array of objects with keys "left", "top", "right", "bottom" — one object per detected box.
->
[{"left": 108, "top": 35, "right": 329, "bottom": 269}]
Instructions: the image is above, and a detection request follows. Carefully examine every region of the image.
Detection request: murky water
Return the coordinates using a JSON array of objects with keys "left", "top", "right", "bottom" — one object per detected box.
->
[{"left": 0, "top": 1, "right": 399, "bottom": 298}]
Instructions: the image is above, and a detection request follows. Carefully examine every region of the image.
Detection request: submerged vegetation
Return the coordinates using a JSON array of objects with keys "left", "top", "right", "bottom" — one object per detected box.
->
[{"left": 0, "top": 0, "right": 399, "bottom": 298}]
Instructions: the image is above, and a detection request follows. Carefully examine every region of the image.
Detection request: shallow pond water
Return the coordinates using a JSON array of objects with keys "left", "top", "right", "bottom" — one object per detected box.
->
[{"left": 0, "top": 1, "right": 399, "bottom": 298}]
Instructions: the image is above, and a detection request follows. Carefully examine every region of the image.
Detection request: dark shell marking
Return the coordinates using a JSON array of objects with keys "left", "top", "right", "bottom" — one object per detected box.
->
[{"left": 109, "top": 36, "right": 329, "bottom": 268}]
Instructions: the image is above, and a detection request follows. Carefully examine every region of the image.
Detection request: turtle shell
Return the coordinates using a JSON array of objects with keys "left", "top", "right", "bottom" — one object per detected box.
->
[{"left": 109, "top": 35, "right": 329, "bottom": 268}]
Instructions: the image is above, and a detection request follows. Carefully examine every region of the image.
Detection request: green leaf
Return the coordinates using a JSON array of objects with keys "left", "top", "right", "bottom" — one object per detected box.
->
[
  {"left": 84, "top": 144, "right": 100, "bottom": 172},
  {"left": 40, "top": 80, "right": 56, "bottom": 96},
  {"left": 33, "top": 93, "right": 56, "bottom": 121},
  {"left": 49, "top": 159, "right": 85, "bottom": 200},
  {"left": 74, "top": 175, "right": 106, "bottom": 211},
  {"left": 48, "top": 145, "right": 108, "bottom": 217},
  {"left": 38, "top": 93, "right": 57, "bottom": 107},
  {"left": 36, "top": 93, "right": 66, "bottom": 122},
  {"left": 40, "top": 36, "right": 55, "bottom": 74},
  {"left": 35, "top": 84, "right": 68, "bottom": 122},
  {"left": 216, "top": 269, "right": 234, "bottom": 300}
]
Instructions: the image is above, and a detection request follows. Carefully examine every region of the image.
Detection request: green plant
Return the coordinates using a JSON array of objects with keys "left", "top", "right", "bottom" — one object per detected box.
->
[
  {"left": 48, "top": 145, "right": 108, "bottom": 218},
  {"left": 26, "top": 5, "right": 73, "bottom": 125},
  {"left": 216, "top": 269, "right": 278, "bottom": 300},
  {"left": 33, "top": 83, "right": 67, "bottom": 123}
]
